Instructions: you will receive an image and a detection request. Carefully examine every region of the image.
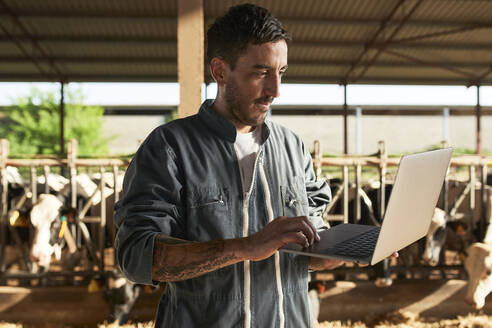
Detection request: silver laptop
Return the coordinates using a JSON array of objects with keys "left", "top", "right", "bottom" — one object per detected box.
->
[{"left": 280, "top": 148, "right": 453, "bottom": 265}]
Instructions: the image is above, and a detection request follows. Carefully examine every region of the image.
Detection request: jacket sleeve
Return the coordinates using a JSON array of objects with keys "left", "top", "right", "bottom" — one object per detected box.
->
[
  {"left": 302, "top": 141, "right": 331, "bottom": 231},
  {"left": 114, "top": 127, "right": 185, "bottom": 285}
]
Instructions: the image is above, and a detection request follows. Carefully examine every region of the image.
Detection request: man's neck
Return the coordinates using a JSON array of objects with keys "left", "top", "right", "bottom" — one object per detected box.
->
[{"left": 211, "top": 98, "right": 254, "bottom": 134}]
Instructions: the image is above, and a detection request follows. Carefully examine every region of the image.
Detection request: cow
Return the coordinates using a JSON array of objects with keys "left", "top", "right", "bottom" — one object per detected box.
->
[
  {"left": 29, "top": 193, "right": 67, "bottom": 272},
  {"left": 464, "top": 242, "right": 492, "bottom": 309}
]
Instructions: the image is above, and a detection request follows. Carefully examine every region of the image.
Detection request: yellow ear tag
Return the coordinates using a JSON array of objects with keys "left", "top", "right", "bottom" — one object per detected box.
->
[
  {"left": 58, "top": 216, "right": 68, "bottom": 239},
  {"left": 9, "top": 210, "right": 20, "bottom": 226}
]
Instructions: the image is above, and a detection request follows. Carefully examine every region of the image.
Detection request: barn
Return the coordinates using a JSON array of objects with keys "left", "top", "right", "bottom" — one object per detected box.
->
[{"left": 1, "top": 0, "right": 492, "bottom": 327}]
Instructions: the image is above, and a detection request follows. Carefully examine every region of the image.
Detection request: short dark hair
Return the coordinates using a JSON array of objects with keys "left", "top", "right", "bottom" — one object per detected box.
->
[{"left": 206, "top": 3, "right": 290, "bottom": 70}]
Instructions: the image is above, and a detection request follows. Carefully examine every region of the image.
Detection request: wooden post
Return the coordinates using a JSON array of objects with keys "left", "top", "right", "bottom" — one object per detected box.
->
[
  {"left": 343, "top": 165, "right": 349, "bottom": 224},
  {"left": 60, "top": 82, "right": 65, "bottom": 157},
  {"left": 314, "top": 140, "right": 322, "bottom": 179},
  {"left": 68, "top": 139, "right": 80, "bottom": 246},
  {"left": 177, "top": 0, "right": 204, "bottom": 118},
  {"left": 378, "top": 141, "right": 387, "bottom": 220},
  {"left": 480, "top": 162, "right": 488, "bottom": 241},
  {"left": 441, "top": 140, "right": 449, "bottom": 213},
  {"left": 476, "top": 86, "right": 481, "bottom": 155},
  {"left": 355, "top": 164, "right": 361, "bottom": 223},
  {"left": 343, "top": 84, "right": 348, "bottom": 154},
  {"left": 0, "top": 139, "right": 9, "bottom": 273},
  {"left": 99, "top": 166, "right": 106, "bottom": 272},
  {"left": 112, "top": 165, "right": 119, "bottom": 262},
  {"left": 43, "top": 165, "right": 50, "bottom": 194}
]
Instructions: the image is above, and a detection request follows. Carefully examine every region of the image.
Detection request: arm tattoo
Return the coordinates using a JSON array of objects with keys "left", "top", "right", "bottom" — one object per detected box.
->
[{"left": 152, "top": 234, "right": 239, "bottom": 282}]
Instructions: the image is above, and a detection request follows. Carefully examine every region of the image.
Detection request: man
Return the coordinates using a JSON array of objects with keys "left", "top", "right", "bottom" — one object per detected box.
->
[{"left": 115, "top": 4, "right": 344, "bottom": 327}]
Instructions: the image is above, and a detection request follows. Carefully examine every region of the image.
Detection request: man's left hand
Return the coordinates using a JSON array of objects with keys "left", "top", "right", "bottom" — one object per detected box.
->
[
  {"left": 308, "top": 257, "right": 345, "bottom": 271},
  {"left": 308, "top": 252, "right": 399, "bottom": 271}
]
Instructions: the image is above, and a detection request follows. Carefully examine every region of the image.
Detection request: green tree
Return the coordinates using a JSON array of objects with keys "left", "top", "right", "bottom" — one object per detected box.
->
[{"left": 0, "top": 87, "right": 111, "bottom": 157}]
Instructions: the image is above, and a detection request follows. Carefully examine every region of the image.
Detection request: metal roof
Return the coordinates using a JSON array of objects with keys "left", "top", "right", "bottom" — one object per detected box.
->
[{"left": 1, "top": 0, "right": 492, "bottom": 85}]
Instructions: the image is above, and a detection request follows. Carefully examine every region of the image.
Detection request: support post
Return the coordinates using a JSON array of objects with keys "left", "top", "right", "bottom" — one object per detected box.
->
[
  {"left": 30, "top": 167, "right": 37, "bottom": 204},
  {"left": 441, "top": 140, "right": 449, "bottom": 213},
  {"left": 378, "top": 141, "right": 387, "bottom": 220},
  {"left": 177, "top": 0, "right": 204, "bottom": 118},
  {"left": 343, "top": 165, "right": 349, "bottom": 223},
  {"left": 68, "top": 139, "right": 80, "bottom": 247},
  {"left": 476, "top": 86, "right": 481, "bottom": 155},
  {"left": 0, "top": 139, "right": 9, "bottom": 273},
  {"left": 355, "top": 164, "right": 361, "bottom": 223},
  {"left": 480, "top": 162, "right": 488, "bottom": 241},
  {"left": 343, "top": 84, "right": 348, "bottom": 154},
  {"left": 60, "top": 82, "right": 65, "bottom": 156},
  {"left": 43, "top": 165, "right": 50, "bottom": 194},
  {"left": 442, "top": 107, "right": 450, "bottom": 144},
  {"left": 355, "top": 106, "right": 362, "bottom": 154},
  {"left": 314, "top": 140, "right": 322, "bottom": 179},
  {"left": 99, "top": 166, "right": 106, "bottom": 272}
]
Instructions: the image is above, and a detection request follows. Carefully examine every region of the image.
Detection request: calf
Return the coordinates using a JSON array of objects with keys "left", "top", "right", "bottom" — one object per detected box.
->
[
  {"left": 464, "top": 242, "right": 492, "bottom": 309},
  {"left": 104, "top": 269, "right": 144, "bottom": 325}
]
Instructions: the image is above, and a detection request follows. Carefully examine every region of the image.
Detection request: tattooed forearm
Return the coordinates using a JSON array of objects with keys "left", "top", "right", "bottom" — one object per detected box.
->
[{"left": 152, "top": 234, "right": 244, "bottom": 282}]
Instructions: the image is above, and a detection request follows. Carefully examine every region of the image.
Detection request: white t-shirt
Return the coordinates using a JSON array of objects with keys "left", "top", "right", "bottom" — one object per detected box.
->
[{"left": 234, "top": 126, "right": 262, "bottom": 193}]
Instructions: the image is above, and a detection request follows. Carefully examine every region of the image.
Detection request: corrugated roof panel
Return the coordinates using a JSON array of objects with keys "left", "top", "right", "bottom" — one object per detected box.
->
[
  {"left": 389, "top": 46, "right": 492, "bottom": 65},
  {"left": 286, "top": 63, "right": 347, "bottom": 78},
  {"left": 17, "top": 18, "right": 176, "bottom": 39},
  {"left": 6, "top": 0, "right": 176, "bottom": 16},
  {"left": 63, "top": 62, "right": 176, "bottom": 75},
  {"left": 41, "top": 42, "right": 176, "bottom": 58},
  {"left": 289, "top": 45, "right": 363, "bottom": 62},
  {"left": 205, "top": 0, "right": 399, "bottom": 19},
  {"left": 365, "top": 65, "right": 475, "bottom": 80},
  {"left": 414, "top": 0, "right": 492, "bottom": 23},
  {"left": 0, "top": 43, "right": 25, "bottom": 56},
  {"left": 1, "top": 0, "right": 491, "bottom": 84},
  {"left": 285, "top": 22, "right": 379, "bottom": 43}
]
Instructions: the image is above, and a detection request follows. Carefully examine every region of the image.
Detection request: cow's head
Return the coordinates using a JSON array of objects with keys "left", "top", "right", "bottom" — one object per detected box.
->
[
  {"left": 422, "top": 208, "right": 447, "bottom": 266},
  {"left": 464, "top": 243, "right": 492, "bottom": 309},
  {"left": 30, "top": 194, "right": 64, "bottom": 271}
]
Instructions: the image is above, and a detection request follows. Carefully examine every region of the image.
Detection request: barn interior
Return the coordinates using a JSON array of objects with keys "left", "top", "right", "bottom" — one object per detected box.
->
[{"left": 1, "top": 0, "right": 492, "bottom": 326}]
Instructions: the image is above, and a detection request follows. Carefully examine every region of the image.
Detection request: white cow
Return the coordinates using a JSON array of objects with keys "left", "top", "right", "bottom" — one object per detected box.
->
[
  {"left": 29, "top": 194, "right": 64, "bottom": 271},
  {"left": 464, "top": 242, "right": 492, "bottom": 309},
  {"left": 422, "top": 208, "right": 448, "bottom": 266}
]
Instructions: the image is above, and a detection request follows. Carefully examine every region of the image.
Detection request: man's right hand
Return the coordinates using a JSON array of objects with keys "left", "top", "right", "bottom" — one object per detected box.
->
[{"left": 242, "top": 216, "right": 320, "bottom": 261}]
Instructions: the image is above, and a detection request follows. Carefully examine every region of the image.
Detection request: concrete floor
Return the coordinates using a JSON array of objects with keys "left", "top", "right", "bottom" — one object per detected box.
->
[{"left": 0, "top": 279, "right": 491, "bottom": 326}]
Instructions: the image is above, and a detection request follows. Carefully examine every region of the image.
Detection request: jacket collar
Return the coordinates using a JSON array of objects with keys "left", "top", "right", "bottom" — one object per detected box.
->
[{"left": 198, "top": 99, "right": 270, "bottom": 144}]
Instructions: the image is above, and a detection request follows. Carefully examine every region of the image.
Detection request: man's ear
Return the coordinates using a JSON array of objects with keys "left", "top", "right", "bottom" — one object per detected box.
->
[{"left": 210, "top": 57, "right": 229, "bottom": 86}]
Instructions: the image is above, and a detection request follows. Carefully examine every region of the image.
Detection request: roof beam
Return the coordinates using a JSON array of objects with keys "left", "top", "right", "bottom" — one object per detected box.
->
[
  {"left": 0, "top": 0, "right": 64, "bottom": 81},
  {"left": 1, "top": 36, "right": 490, "bottom": 52},
  {"left": 381, "top": 48, "right": 477, "bottom": 79},
  {"left": 0, "top": 56, "right": 176, "bottom": 64},
  {"left": 3, "top": 72, "right": 491, "bottom": 85},
  {"left": 3, "top": 56, "right": 490, "bottom": 71},
  {"left": 0, "top": 73, "right": 177, "bottom": 82},
  {"left": 342, "top": 0, "right": 407, "bottom": 83},
  {"left": 3, "top": 11, "right": 489, "bottom": 29},
  {"left": 280, "top": 75, "right": 491, "bottom": 85},
  {"left": 351, "top": 0, "right": 425, "bottom": 83},
  {"left": 0, "top": 35, "right": 176, "bottom": 44},
  {"left": 388, "top": 23, "right": 492, "bottom": 44}
]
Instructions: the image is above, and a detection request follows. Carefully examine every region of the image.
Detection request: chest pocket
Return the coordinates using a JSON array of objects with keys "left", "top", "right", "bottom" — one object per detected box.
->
[
  {"left": 188, "top": 185, "right": 232, "bottom": 241},
  {"left": 280, "top": 176, "right": 308, "bottom": 218}
]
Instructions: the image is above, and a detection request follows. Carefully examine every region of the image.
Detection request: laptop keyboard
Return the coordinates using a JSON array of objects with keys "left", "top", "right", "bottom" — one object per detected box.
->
[{"left": 332, "top": 226, "right": 381, "bottom": 258}]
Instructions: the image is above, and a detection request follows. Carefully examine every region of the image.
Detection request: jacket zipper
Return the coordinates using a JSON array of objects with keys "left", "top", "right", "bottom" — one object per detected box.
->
[
  {"left": 259, "top": 156, "right": 285, "bottom": 328},
  {"left": 235, "top": 146, "right": 262, "bottom": 328},
  {"left": 193, "top": 195, "right": 224, "bottom": 208}
]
